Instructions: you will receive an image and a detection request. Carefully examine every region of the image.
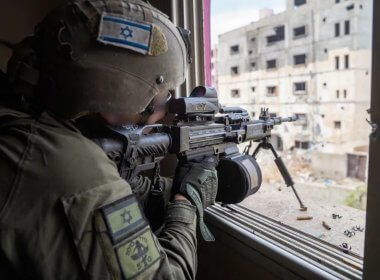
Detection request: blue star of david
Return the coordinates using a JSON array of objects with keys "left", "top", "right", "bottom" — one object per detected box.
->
[
  {"left": 120, "top": 26, "right": 133, "bottom": 40},
  {"left": 121, "top": 209, "right": 132, "bottom": 224}
]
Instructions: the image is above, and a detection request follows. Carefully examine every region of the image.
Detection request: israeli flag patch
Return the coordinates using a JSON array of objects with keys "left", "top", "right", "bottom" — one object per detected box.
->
[{"left": 97, "top": 13, "right": 153, "bottom": 55}]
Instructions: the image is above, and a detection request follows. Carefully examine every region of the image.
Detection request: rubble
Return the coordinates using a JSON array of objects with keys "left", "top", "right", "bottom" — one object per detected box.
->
[
  {"left": 297, "top": 216, "right": 313, "bottom": 221},
  {"left": 322, "top": 221, "right": 331, "bottom": 230}
]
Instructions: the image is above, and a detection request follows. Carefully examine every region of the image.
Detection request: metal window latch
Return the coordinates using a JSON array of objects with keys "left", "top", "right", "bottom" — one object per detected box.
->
[{"left": 367, "top": 108, "right": 378, "bottom": 140}]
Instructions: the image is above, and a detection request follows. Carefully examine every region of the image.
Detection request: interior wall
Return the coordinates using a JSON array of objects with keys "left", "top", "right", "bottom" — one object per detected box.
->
[{"left": 0, "top": 0, "right": 63, "bottom": 72}]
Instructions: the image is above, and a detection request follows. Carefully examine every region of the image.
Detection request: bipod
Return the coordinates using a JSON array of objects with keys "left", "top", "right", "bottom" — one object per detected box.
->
[{"left": 252, "top": 141, "right": 307, "bottom": 211}]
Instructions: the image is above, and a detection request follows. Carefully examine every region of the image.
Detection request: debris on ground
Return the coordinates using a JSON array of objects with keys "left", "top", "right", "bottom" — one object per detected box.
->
[
  {"left": 344, "top": 230, "right": 355, "bottom": 238},
  {"left": 297, "top": 216, "right": 313, "bottom": 221},
  {"left": 322, "top": 221, "right": 331, "bottom": 230},
  {"left": 340, "top": 243, "right": 352, "bottom": 253},
  {"left": 352, "top": 226, "right": 364, "bottom": 232},
  {"left": 332, "top": 214, "right": 343, "bottom": 219}
]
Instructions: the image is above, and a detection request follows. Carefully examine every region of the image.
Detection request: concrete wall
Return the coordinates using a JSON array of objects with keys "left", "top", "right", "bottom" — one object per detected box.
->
[{"left": 311, "top": 151, "right": 347, "bottom": 179}]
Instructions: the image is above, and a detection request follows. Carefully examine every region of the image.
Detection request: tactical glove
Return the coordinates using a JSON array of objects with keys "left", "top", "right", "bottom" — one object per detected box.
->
[{"left": 172, "top": 156, "right": 218, "bottom": 241}]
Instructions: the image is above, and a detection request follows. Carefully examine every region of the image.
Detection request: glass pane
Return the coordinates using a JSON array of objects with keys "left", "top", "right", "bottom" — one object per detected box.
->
[{"left": 211, "top": 0, "right": 373, "bottom": 257}]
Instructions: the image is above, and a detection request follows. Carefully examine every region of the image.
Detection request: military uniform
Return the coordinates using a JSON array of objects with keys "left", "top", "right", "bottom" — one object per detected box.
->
[
  {"left": 0, "top": 106, "right": 197, "bottom": 279},
  {"left": 0, "top": 0, "right": 218, "bottom": 278}
]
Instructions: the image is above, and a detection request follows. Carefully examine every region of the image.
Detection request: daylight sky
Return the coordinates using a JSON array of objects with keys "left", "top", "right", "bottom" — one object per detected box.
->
[{"left": 211, "top": 0, "right": 286, "bottom": 45}]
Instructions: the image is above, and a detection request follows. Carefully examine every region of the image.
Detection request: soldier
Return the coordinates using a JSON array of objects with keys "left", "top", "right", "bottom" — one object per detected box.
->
[{"left": 0, "top": 0, "right": 218, "bottom": 279}]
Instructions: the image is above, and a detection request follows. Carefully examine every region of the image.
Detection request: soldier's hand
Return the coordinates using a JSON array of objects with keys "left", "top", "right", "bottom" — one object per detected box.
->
[{"left": 172, "top": 156, "right": 218, "bottom": 209}]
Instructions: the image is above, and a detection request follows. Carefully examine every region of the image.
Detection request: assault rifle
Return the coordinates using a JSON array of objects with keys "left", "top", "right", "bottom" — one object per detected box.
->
[{"left": 92, "top": 86, "right": 306, "bottom": 208}]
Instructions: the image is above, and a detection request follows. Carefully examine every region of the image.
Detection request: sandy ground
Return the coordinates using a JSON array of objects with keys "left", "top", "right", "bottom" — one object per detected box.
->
[{"left": 240, "top": 182, "right": 366, "bottom": 256}]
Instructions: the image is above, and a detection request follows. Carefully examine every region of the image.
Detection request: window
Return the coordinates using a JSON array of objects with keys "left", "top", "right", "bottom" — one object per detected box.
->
[
  {"left": 293, "top": 25, "right": 306, "bottom": 38},
  {"left": 344, "top": 89, "right": 347, "bottom": 98},
  {"left": 337, "top": 90, "right": 340, "bottom": 99},
  {"left": 335, "top": 22, "right": 340, "bottom": 37},
  {"left": 231, "top": 66, "right": 239, "bottom": 75},
  {"left": 251, "top": 112, "right": 256, "bottom": 118},
  {"left": 266, "top": 86, "right": 278, "bottom": 96},
  {"left": 269, "top": 113, "right": 278, "bottom": 118},
  {"left": 335, "top": 56, "right": 340, "bottom": 70},
  {"left": 334, "top": 121, "right": 342, "bottom": 129},
  {"left": 250, "top": 61, "right": 257, "bottom": 71},
  {"left": 294, "top": 54, "right": 307, "bottom": 65},
  {"left": 345, "top": 20, "right": 350, "bottom": 35},
  {"left": 231, "top": 89, "right": 240, "bottom": 98},
  {"left": 295, "top": 113, "right": 308, "bottom": 130},
  {"left": 346, "top": 4, "right": 355, "bottom": 11},
  {"left": 335, "top": 0, "right": 340, "bottom": 3},
  {"left": 250, "top": 37, "right": 256, "bottom": 42},
  {"left": 211, "top": 63, "right": 214, "bottom": 70},
  {"left": 266, "top": 59, "right": 277, "bottom": 69},
  {"left": 266, "top": 25, "right": 285, "bottom": 44},
  {"left": 230, "top": 45, "right": 240, "bottom": 55},
  {"left": 251, "top": 87, "right": 256, "bottom": 92},
  {"left": 295, "top": 140, "right": 310, "bottom": 149},
  {"left": 294, "top": 82, "right": 307, "bottom": 93},
  {"left": 345, "top": 55, "right": 350, "bottom": 68},
  {"left": 294, "top": 0, "right": 306, "bottom": 7}
]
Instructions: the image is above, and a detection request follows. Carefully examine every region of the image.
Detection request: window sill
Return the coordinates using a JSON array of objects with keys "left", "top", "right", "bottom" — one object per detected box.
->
[{"left": 205, "top": 204, "right": 363, "bottom": 279}]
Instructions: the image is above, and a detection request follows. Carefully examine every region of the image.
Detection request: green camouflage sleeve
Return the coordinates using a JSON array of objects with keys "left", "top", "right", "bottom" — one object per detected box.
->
[
  {"left": 155, "top": 200, "right": 198, "bottom": 280},
  {"left": 129, "top": 176, "right": 197, "bottom": 279}
]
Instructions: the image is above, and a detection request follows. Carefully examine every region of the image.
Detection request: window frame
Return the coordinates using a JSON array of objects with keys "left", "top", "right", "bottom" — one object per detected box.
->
[
  {"left": 266, "top": 59, "right": 277, "bottom": 70},
  {"left": 168, "top": 1, "right": 380, "bottom": 278},
  {"left": 293, "top": 25, "right": 307, "bottom": 39},
  {"left": 231, "top": 89, "right": 241, "bottom": 98},
  {"left": 230, "top": 44, "right": 240, "bottom": 55},
  {"left": 294, "top": 54, "right": 307, "bottom": 66},
  {"left": 335, "top": 22, "right": 341, "bottom": 37}
]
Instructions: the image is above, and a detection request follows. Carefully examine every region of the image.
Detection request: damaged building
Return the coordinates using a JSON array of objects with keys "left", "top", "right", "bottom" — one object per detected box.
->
[{"left": 216, "top": 0, "right": 372, "bottom": 181}]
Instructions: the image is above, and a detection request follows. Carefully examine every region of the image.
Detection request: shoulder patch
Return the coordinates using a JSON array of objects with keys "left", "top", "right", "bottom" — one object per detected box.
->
[
  {"left": 116, "top": 227, "right": 161, "bottom": 279},
  {"left": 101, "top": 194, "right": 147, "bottom": 244},
  {"left": 97, "top": 12, "right": 168, "bottom": 56}
]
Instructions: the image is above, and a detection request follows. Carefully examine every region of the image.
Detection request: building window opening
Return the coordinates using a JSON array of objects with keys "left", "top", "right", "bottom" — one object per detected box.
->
[
  {"left": 334, "top": 121, "right": 342, "bottom": 129},
  {"left": 295, "top": 140, "right": 310, "bottom": 149},
  {"left": 335, "top": 56, "right": 340, "bottom": 70},
  {"left": 337, "top": 90, "right": 340, "bottom": 99},
  {"left": 335, "top": 22, "right": 340, "bottom": 37},
  {"left": 231, "top": 89, "right": 240, "bottom": 98},
  {"left": 269, "top": 113, "right": 278, "bottom": 118},
  {"left": 293, "top": 25, "right": 306, "bottom": 38},
  {"left": 230, "top": 45, "right": 240, "bottom": 55},
  {"left": 231, "top": 66, "right": 239, "bottom": 75},
  {"left": 345, "top": 20, "right": 350, "bottom": 35},
  {"left": 266, "top": 25, "right": 285, "bottom": 44},
  {"left": 294, "top": 54, "right": 307, "bottom": 65},
  {"left": 346, "top": 4, "right": 355, "bottom": 11},
  {"left": 251, "top": 87, "right": 256, "bottom": 92},
  {"left": 294, "top": 0, "right": 306, "bottom": 7},
  {"left": 250, "top": 61, "right": 257, "bottom": 71},
  {"left": 344, "top": 89, "right": 347, "bottom": 98},
  {"left": 266, "top": 59, "right": 277, "bottom": 69},
  {"left": 345, "top": 55, "right": 350, "bottom": 68},
  {"left": 294, "top": 82, "right": 307, "bottom": 94},
  {"left": 295, "top": 113, "right": 308, "bottom": 130},
  {"left": 266, "top": 86, "right": 278, "bottom": 96}
]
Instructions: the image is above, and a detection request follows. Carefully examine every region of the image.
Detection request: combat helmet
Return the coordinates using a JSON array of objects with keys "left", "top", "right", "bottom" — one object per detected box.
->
[{"left": 8, "top": 0, "right": 191, "bottom": 119}]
